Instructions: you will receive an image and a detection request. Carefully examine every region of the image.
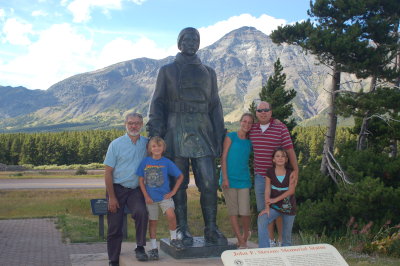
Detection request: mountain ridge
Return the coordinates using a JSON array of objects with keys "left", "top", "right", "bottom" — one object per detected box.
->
[{"left": 0, "top": 26, "right": 365, "bottom": 132}]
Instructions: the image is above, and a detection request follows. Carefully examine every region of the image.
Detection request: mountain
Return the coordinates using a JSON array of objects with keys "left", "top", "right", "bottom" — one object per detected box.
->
[
  {"left": 0, "top": 27, "right": 366, "bottom": 132},
  {"left": 0, "top": 86, "right": 58, "bottom": 119}
]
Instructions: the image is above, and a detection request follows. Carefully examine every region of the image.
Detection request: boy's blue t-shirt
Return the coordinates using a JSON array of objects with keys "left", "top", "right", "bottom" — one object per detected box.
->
[{"left": 136, "top": 156, "right": 182, "bottom": 202}]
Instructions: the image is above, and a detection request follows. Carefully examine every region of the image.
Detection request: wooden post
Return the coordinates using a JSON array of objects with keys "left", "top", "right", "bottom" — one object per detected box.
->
[{"left": 99, "top": 215, "right": 105, "bottom": 239}]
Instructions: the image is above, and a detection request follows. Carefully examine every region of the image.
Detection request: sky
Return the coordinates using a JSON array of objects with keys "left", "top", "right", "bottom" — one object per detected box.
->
[{"left": 0, "top": 0, "right": 311, "bottom": 90}]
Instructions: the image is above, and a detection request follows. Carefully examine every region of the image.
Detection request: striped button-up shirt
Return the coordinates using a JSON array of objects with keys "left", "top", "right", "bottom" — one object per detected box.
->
[{"left": 249, "top": 119, "right": 294, "bottom": 176}]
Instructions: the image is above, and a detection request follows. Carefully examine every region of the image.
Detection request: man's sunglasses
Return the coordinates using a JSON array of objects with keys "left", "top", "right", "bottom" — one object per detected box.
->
[{"left": 256, "top": 108, "right": 271, "bottom": 113}]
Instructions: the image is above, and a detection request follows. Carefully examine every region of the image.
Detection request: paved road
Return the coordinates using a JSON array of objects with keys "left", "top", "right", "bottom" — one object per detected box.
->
[
  {"left": 0, "top": 178, "right": 105, "bottom": 190},
  {"left": 0, "top": 177, "right": 197, "bottom": 190}
]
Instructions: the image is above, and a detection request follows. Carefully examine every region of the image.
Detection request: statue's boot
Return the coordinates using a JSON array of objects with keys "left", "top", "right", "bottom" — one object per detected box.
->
[
  {"left": 202, "top": 204, "right": 227, "bottom": 246},
  {"left": 204, "top": 226, "right": 227, "bottom": 246},
  {"left": 174, "top": 189, "right": 194, "bottom": 246}
]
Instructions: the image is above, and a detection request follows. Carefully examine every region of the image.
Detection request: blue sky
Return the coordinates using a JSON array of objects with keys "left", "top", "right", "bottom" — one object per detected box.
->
[{"left": 0, "top": 0, "right": 310, "bottom": 90}]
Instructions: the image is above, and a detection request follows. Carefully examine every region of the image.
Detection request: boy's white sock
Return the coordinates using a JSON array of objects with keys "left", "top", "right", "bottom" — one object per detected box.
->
[
  {"left": 170, "top": 229, "right": 177, "bottom": 240},
  {"left": 150, "top": 238, "right": 157, "bottom": 249}
]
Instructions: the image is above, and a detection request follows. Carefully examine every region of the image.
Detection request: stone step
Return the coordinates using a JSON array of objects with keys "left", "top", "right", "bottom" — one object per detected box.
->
[{"left": 72, "top": 238, "right": 258, "bottom": 266}]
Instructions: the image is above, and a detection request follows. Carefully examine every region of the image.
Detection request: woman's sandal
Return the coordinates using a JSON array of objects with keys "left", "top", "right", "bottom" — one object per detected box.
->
[
  {"left": 236, "top": 231, "right": 252, "bottom": 248},
  {"left": 245, "top": 231, "right": 252, "bottom": 244}
]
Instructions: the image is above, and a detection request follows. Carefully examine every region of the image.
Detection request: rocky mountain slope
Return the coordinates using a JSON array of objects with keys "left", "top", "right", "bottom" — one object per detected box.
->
[{"left": 0, "top": 26, "right": 366, "bottom": 132}]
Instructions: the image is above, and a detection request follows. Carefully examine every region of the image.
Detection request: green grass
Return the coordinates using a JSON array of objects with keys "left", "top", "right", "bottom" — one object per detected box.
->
[
  {"left": 0, "top": 188, "right": 234, "bottom": 243},
  {"left": 0, "top": 188, "right": 399, "bottom": 265}
]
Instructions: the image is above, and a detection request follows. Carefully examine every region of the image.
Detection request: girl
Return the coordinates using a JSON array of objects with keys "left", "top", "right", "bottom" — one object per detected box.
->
[
  {"left": 257, "top": 147, "right": 297, "bottom": 248},
  {"left": 221, "top": 113, "right": 253, "bottom": 249}
]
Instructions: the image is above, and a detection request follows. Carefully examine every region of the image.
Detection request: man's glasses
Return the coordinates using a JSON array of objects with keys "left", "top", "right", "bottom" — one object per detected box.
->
[
  {"left": 126, "top": 121, "right": 142, "bottom": 126},
  {"left": 256, "top": 108, "right": 271, "bottom": 113}
]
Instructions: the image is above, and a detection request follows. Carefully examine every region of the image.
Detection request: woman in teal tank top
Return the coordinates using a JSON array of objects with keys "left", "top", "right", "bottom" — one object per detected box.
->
[{"left": 221, "top": 113, "right": 253, "bottom": 248}]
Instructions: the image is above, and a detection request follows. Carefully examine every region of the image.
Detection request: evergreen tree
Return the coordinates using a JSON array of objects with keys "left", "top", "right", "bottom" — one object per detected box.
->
[
  {"left": 10, "top": 137, "right": 22, "bottom": 165},
  {"left": 270, "top": 0, "right": 400, "bottom": 174},
  {"left": 250, "top": 58, "right": 297, "bottom": 132},
  {"left": 331, "top": 0, "right": 400, "bottom": 153},
  {"left": 337, "top": 86, "right": 400, "bottom": 153}
]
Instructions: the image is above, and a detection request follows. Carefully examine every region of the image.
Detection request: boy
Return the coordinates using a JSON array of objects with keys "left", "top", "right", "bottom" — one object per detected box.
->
[{"left": 137, "top": 136, "right": 184, "bottom": 260}]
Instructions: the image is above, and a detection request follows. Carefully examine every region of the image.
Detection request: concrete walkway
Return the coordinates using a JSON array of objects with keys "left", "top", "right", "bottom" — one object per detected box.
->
[
  {"left": 0, "top": 218, "right": 252, "bottom": 266},
  {"left": 0, "top": 218, "right": 105, "bottom": 266}
]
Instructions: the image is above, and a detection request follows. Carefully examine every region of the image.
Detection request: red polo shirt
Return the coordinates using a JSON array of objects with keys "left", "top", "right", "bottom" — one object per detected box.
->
[{"left": 249, "top": 119, "right": 294, "bottom": 176}]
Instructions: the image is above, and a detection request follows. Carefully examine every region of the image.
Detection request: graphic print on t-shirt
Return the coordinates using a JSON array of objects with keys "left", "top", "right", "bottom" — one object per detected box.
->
[
  {"left": 272, "top": 197, "right": 293, "bottom": 213},
  {"left": 144, "top": 165, "right": 164, "bottom": 188},
  {"left": 281, "top": 197, "right": 293, "bottom": 213}
]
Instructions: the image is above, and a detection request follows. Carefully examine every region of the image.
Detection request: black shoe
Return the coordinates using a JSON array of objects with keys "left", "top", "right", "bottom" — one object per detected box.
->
[
  {"left": 177, "top": 228, "right": 193, "bottom": 246},
  {"left": 170, "top": 239, "right": 185, "bottom": 250},
  {"left": 204, "top": 227, "right": 228, "bottom": 246},
  {"left": 135, "top": 247, "right": 149, "bottom": 261},
  {"left": 109, "top": 261, "right": 119, "bottom": 266},
  {"left": 148, "top": 248, "right": 159, "bottom": 260}
]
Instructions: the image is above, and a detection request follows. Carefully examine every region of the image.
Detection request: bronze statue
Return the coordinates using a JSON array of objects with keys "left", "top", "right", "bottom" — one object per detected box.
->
[{"left": 147, "top": 27, "right": 227, "bottom": 246}]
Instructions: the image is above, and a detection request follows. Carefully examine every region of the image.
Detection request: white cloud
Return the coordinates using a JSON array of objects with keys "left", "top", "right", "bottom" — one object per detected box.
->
[
  {"left": 67, "top": 0, "right": 122, "bottom": 23},
  {"left": 31, "top": 10, "right": 48, "bottom": 17},
  {"left": 198, "top": 13, "right": 287, "bottom": 48},
  {"left": 0, "top": 12, "right": 290, "bottom": 90},
  {"left": 60, "top": 0, "right": 69, "bottom": 6},
  {"left": 0, "top": 9, "right": 5, "bottom": 20},
  {"left": 0, "top": 23, "right": 94, "bottom": 90},
  {"left": 95, "top": 36, "right": 174, "bottom": 68},
  {"left": 2, "top": 18, "right": 33, "bottom": 45},
  {"left": 128, "top": 0, "right": 147, "bottom": 4}
]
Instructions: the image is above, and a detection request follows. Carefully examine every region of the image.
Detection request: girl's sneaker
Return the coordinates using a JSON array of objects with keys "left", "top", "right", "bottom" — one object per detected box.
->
[{"left": 269, "top": 239, "right": 277, "bottom": 247}]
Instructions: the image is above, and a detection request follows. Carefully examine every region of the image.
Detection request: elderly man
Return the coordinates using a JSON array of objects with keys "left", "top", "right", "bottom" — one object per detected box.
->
[
  {"left": 104, "top": 113, "right": 149, "bottom": 265},
  {"left": 147, "top": 27, "right": 226, "bottom": 246},
  {"left": 249, "top": 101, "right": 299, "bottom": 213}
]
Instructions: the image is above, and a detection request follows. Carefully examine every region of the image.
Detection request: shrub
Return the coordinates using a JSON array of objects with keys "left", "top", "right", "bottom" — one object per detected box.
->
[
  {"left": 365, "top": 222, "right": 400, "bottom": 258},
  {"left": 296, "top": 176, "right": 400, "bottom": 236},
  {"left": 75, "top": 166, "right": 88, "bottom": 175}
]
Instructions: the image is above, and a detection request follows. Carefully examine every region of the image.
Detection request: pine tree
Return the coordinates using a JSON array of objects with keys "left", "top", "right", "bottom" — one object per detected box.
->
[
  {"left": 331, "top": 0, "right": 400, "bottom": 154},
  {"left": 270, "top": 0, "right": 400, "bottom": 174},
  {"left": 250, "top": 58, "right": 297, "bottom": 132}
]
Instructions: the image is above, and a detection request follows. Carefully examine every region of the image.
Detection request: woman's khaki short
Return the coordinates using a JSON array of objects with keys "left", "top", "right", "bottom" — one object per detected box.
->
[
  {"left": 146, "top": 198, "right": 175, "bottom": 220},
  {"left": 222, "top": 188, "right": 251, "bottom": 216}
]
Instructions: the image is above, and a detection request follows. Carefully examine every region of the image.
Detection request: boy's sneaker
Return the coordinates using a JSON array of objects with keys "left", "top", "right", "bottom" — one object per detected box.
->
[
  {"left": 135, "top": 247, "right": 149, "bottom": 261},
  {"left": 170, "top": 239, "right": 184, "bottom": 250},
  {"left": 269, "top": 239, "right": 276, "bottom": 247},
  {"left": 148, "top": 248, "right": 159, "bottom": 260}
]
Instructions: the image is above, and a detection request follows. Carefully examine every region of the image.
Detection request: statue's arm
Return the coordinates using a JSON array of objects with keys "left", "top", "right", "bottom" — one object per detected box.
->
[
  {"left": 209, "top": 68, "right": 225, "bottom": 157},
  {"left": 147, "top": 67, "right": 167, "bottom": 138}
]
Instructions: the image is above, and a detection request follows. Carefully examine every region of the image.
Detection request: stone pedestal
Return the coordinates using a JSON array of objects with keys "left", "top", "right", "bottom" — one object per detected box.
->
[{"left": 160, "top": 237, "right": 237, "bottom": 259}]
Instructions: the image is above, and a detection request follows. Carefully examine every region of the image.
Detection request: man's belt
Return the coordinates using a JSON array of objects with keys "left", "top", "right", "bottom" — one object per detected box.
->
[{"left": 168, "top": 101, "right": 208, "bottom": 113}]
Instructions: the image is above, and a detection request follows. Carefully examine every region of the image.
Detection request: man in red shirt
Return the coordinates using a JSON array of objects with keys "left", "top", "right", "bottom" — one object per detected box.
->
[{"left": 249, "top": 101, "right": 299, "bottom": 213}]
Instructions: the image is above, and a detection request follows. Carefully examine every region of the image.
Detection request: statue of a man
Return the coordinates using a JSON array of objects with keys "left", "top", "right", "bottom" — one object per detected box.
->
[{"left": 147, "top": 27, "right": 227, "bottom": 246}]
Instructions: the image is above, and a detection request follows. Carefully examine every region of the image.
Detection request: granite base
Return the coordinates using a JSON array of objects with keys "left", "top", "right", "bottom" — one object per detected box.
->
[{"left": 160, "top": 237, "right": 237, "bottom": 259}]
